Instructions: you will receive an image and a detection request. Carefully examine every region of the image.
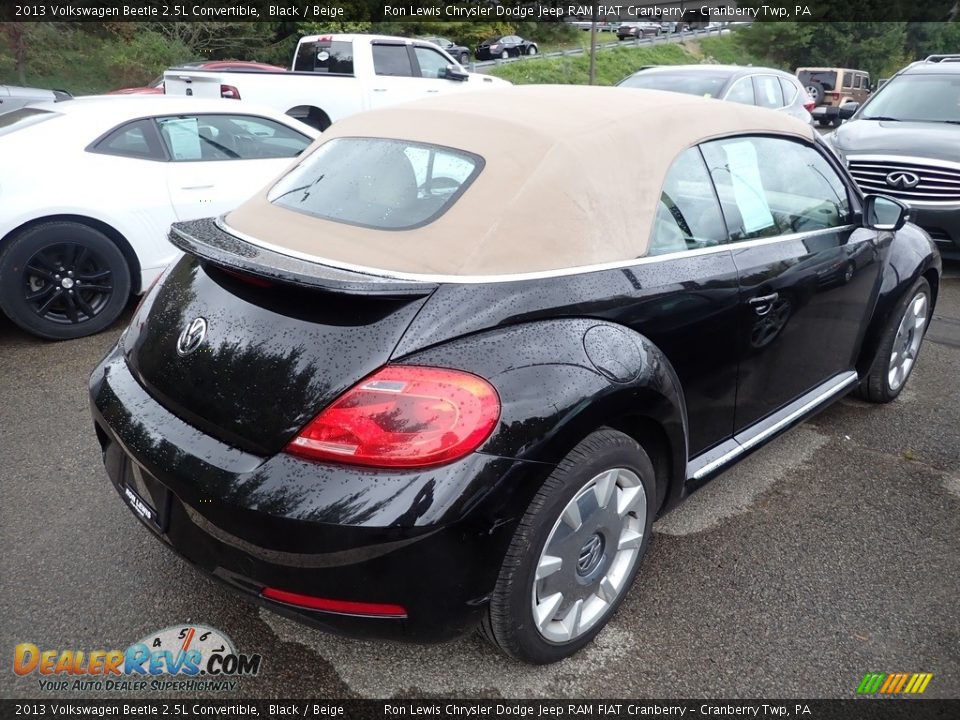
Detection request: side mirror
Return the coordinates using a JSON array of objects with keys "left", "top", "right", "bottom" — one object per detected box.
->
[
  {"left": 443, "top": 64, "right": 469, "bottom": 82},
  {"left": 838, "top": 102, "right": 859, "bottom": 119},
  {"left": 863, "top": 194, "right": 909, "bottom": 231}
]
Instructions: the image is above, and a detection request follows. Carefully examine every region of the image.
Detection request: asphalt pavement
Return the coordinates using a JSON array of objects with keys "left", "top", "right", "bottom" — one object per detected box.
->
[{"left": 1, "top": 266, "right": 957, "bottom": 700}]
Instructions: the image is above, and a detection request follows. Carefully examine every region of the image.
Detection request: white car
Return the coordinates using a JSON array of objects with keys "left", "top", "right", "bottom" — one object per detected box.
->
[{"left": 0, "top": 96, "right": 318, "bottom": 339}]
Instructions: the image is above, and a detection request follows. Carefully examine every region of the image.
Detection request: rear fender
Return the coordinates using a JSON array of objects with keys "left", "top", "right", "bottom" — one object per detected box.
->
[{"left": 396, "top": 318, "right": 688, "bottom": 513}]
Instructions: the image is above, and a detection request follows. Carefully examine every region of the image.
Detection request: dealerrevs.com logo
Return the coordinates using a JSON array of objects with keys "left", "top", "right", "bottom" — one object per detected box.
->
[{"left": 13, "top": 625, "right": 262, "bottom": 692}]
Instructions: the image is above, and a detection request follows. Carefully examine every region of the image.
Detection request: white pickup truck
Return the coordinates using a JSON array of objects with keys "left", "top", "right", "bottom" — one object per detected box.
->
[{"left": 163, "top": 34, "right": 509, "bottom": 130}]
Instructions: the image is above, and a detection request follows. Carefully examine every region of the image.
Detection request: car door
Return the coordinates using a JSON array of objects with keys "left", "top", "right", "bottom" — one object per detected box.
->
[
  {"left": 700, "top": 135, "right": 882, "bottom": 431},
  {"left": 368, "top": 42, "right": 421, "bottom": 109},
  {"left": 628, "top": 147, "right": 743, "bottom": 457},
  {"left": 411, "top": 45, "right": 465, "bottom": 97},
  {"left": 159, "top": 113, "right": 312, "bottom": 221},
  {"left": 723, "top": 76, "right": 756, "bottom": 105}
]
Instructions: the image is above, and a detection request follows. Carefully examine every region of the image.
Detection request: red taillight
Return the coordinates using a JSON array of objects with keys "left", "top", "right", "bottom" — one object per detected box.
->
[
  {"left": 261, "top": 587, "right": 407, "bottom": 617},
  {"left": 803, "top": 101, "right": 815, "bottom": 112},
  {"left": 286, "top": 365, "right": 500, "bottom": 468},
  {"left": 220, "top": 84, "right": 240, "bottom": 100}
]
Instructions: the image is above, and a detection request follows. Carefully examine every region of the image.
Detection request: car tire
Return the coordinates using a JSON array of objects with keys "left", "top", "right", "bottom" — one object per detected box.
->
[
  {"left": 805, "top": 81, "right": 824, "bottom": 106},
  {"left": 856, "top": 277, "right": 931, "bottom": 403},
  {"left": 500, "top": 50, "right": 509, "bottom": 60},
  {"left": 480, "top": 428, "right": 656, "bottom": 664},
  {"left": 0, "top": 221, "right": 131, "bottom": 340},
  {"left": 459, "top": 52, "right": 469, "bottom": 64},
  {"left": 528, "top": 46, "right": 537, "bottom": 56}
]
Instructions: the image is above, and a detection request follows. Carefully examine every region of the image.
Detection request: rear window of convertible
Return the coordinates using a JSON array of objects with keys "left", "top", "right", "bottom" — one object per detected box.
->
[{"left": 267, "top": 138, "right": 483, "bottom": 230}]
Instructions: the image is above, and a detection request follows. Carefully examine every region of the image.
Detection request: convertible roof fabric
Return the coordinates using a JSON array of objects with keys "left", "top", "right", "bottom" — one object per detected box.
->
[{"left": 225, "top": 85, "right": 816, "bottom": 278}]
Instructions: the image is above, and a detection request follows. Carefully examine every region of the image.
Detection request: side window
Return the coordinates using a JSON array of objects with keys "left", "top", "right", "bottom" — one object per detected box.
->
[
  {"left": 754, "top": 75, "right": 785, "bottom": 109},
  {"left": 373, "top": 44, "right": 414, "bottom": 77},
  {"left": 157, "top": 115, "right": 311, "bottom": 161},
  {"left": 220, "top": 116, "right": 311, "bottom": 159},
  {"left": 700, "top": 136, "right": 853, "bottom": 242},
  {"left": 414, "top": 46, "right": 451, "bottom": 79},
  {"left": 92, "top": 119, "right": 165, "bottom": 160},
  {"left": 842, "top": 71, "right": 854, "bottom": 90},
  {"left": 649, "top": 147, "right": 729, "bottom": 256},
  {"left": 293, "top": 40, "right": 354, "bottom": 74},
  {"left": 778, "top": 77, "right": 798, "bottom": 105},
  {"left": 725, "top": 77, "right": 755, "bottom": 105}
]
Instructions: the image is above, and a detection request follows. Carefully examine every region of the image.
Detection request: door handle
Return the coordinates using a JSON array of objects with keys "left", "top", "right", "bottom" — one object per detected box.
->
[
  {"left": 180, "top": 184, "right": 214, "bottom": 190},
  {"left": 373, "top": 88, "right": 387, "bottom": 92},
  {"left": 748, "top": 292, "right": 779, "bottom": 316}
]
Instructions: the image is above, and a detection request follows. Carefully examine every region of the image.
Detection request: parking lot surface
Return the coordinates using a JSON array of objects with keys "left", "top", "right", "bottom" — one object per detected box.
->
[{"left": 1, "top": 266, "right": 958, "bottom": 699}]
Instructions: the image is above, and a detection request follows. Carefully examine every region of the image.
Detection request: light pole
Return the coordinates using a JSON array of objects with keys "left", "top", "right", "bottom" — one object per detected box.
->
[{"left": 589, "top": 1, "right": 598, "bottom": 85}]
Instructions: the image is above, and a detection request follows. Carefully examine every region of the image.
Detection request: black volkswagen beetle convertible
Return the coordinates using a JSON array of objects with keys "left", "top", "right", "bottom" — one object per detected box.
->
[{"left": 90, "top": 87, "right": 941, "bottom": 664}]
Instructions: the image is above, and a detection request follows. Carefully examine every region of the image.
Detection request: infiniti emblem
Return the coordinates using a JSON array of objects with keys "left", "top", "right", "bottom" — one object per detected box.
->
[
  {"left": 176, "top": 317, "right": 208, "bottom": 356},
  {"left": 885, "top": 171, "right": 921, "bottom": 189}
]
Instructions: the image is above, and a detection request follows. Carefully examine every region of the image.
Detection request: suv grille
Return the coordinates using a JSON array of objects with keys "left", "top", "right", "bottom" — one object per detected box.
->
[{"left": 847, "top": 157, "right": 960, "bottom": 204}]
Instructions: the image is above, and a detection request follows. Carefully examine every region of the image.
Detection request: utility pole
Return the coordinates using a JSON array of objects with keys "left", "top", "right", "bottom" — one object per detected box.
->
[{"left": 589, "top": 1, "right": 598, "bottom": 85}]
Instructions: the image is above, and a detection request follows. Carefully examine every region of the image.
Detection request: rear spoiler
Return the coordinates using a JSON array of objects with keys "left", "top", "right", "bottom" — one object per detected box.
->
[{"left": 169, "top": 218, "right": 437, "bottom": 298}]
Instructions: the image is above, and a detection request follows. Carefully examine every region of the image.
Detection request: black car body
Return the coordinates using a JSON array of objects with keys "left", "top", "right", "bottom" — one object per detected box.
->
[
  {"left": 617, "top": 65, "right": 814, "bottom": 124},
  {"left": 475, "top": 36, "right": 538, "bottom": 60},
  {"left": 419, "top": 37, "right": 471, "bottom": 65},
  {"left": 90, "top": 87, "right": 941, "bottom": 664},
  {"left": 826, "top": 55, "right": 960, "bottom": 260}
]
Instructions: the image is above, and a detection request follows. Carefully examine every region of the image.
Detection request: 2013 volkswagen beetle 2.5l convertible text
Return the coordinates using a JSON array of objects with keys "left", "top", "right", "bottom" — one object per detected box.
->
[{"left": 90, "top": 87, "right": 941, "bottom": 664}]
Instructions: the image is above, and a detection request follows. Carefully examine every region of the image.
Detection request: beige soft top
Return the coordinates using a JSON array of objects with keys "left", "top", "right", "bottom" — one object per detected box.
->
[{"left": 225, "top": 85, "right": 815, "bottom": 278}]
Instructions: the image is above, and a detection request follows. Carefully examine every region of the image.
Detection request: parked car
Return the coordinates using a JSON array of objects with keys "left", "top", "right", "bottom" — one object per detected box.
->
[
  {"left": 419, "top": 37, "right": 471, "bottom": 65},
  {"left": 0, "top": 84, "right": 71, "bottom": 112},
  {"left": 826, "top": 54, "right": 960, "bottom": 259},
  {"left": 617, "top": 65, "right": 814, "bottom": 124},
  {"left": 109, "top": 60, "right": 287, "bottom": 95},
  {"left": 0, "top": 96, "right": 318, "bottom": 339},
  {"left": 475, "top": 35, "right": 538, "bottom": 60},
  {"left": 796, "top": 66, "right": 871, "bottom": 127},
  {"left": 617, "top": 22, "right": 662, "bottom": 40},
  {"left": 164, "top": 34, "right": 508, "bottom": 130},
  {"left": 660, "top": 21, "right": 691, "bottom": 33},
  {"left": 89, "top": 86, "right": 940, "bottom": 664}
]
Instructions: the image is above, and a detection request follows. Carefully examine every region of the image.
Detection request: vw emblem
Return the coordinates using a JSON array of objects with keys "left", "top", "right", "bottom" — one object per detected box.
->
[
  {"left": 577, "top": 533, "right": 604, "bottom": 576},
  {"left": 176, "top": 317, "right": 207, "bottom": 356},
  {"left": 885, "top": 171, "right": 920, "bottom": 189}
]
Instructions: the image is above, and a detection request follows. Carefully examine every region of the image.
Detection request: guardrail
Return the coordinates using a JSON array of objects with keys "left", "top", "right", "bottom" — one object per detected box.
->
[{"left": 467, "top": 27, "right": 727, "bottom": 73}]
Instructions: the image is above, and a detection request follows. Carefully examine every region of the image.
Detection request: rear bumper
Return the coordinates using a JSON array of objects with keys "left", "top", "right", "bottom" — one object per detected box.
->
[{"left": 90, "top": 343, "right": 551, "bottom": 642}]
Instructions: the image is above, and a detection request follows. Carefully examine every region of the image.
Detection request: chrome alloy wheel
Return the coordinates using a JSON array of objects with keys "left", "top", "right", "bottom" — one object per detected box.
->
[
  {"left": 887, "top": 291, "right": 929, "bottom": 392},
  {"left": 531, "top": 468, "right": 647, "bottom": 643}
]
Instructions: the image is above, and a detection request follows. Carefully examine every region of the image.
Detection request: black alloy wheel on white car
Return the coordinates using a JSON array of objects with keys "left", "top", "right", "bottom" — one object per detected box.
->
[{"left": 0, "top": 221, "right": 131, "bottom": 340}]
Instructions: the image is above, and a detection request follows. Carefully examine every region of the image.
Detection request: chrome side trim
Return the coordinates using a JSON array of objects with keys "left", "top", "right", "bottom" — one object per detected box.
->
[
  {"left": 690, "top": 370, "right": 859, "bottom": 481},
  {"left": 215, "top": 216, "right": 857, "bottom": 286}
]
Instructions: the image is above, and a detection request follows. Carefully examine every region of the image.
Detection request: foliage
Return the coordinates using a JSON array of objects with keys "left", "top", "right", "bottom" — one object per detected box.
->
[
  {"left": 697, "top": 33, "right": 780, "bottom": 68},
  {"left": 734, "top": 22, "right": 910, "bottom": 78},
  {"left": 0, "top": 24, "right": 193, "bottom": 93},
  {"left": 489, "top": 43, "right": 694, "bottom": 86}
]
